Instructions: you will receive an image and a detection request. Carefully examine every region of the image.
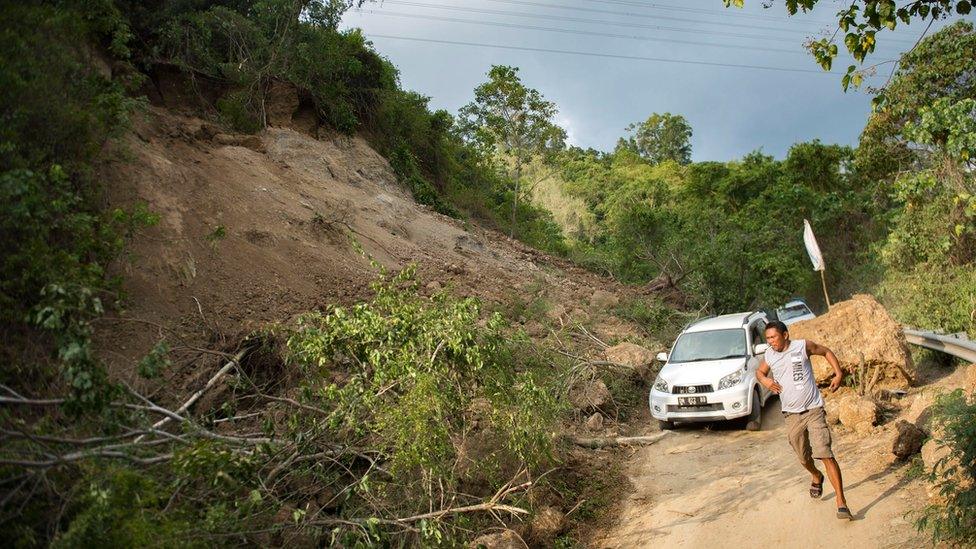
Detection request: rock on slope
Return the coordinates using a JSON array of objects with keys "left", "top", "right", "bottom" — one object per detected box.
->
[{"left": 788, "top": 294, "right": 915, "bottom": 389}]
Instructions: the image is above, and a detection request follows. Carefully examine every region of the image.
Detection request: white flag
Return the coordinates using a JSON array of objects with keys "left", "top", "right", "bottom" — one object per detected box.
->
[{"left": 803, "top": 219, "right": 825, "bottom": 272}]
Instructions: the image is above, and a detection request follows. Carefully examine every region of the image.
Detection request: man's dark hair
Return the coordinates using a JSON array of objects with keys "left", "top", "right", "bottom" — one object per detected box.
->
[{"left": 765, "top": 320, "right": 788, "bottom": 335}]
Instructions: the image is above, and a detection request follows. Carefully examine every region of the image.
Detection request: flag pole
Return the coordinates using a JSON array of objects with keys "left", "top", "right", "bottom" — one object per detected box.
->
[
  {"left": 820, "top": 269, "right": 831, "bottom": 309},
  {"left": 803, "top": 219, "right": 831, "bottom": 311}
]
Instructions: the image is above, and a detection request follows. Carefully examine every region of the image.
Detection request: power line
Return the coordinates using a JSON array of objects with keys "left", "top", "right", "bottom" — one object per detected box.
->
[
  {"left": 376, "top": 1, "right": 913, "bottom": 48},
  {"left": 478, "top": 0, "right": 829, "bottom": 35},
  {"left": 380, "top": 0, "right": 820, "bottom": 44},
  {"left": 580, "top": 0, "right": 838, "bottom": 25},
  {"left": 357, "top": 9, "right": 813, "bottom": 54},
  {"left": 365, "top": 33, "right": 848, "bottom": 74}
]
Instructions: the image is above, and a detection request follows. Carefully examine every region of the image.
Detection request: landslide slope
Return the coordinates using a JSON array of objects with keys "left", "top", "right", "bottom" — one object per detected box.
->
[{"left": 95, "top": 104, "right": 651, "bottom": 399}]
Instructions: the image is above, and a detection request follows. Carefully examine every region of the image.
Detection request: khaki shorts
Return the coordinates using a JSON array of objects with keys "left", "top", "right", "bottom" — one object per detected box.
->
[{"left": 784, "top": 406, "right": 834, "bottom": 462}]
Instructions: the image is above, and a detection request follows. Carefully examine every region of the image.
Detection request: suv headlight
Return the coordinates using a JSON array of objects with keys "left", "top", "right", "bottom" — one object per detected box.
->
[
  {"left": 718, "top": 370, "right": 744, "bottom": 390},
  {"left": 653, "top": 377, "right": 669, "bottom": 393}
]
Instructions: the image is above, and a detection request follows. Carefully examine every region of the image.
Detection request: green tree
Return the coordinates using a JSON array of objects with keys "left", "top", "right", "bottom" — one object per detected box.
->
[
  {"left": 856, "top": 21, "right": 976, "bottom": 182},
  {"left": 621, "top": 112, "right": 693, "bottom": 165},
  {"left": 458, "top": 65, "right": 566, "bottom": 238}
]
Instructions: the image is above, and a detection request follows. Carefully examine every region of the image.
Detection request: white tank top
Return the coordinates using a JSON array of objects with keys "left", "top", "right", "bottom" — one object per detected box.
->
[{"left": 764, "top": 339, "right": 824, "bottom": 413}]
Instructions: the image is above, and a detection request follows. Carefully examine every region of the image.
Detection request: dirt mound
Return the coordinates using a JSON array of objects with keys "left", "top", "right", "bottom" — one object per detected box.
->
[{"left": 788, "top": 294, "right": 915, "bottom": 390}]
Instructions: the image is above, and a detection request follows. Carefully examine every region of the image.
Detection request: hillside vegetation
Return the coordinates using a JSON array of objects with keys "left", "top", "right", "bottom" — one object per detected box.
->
[{"left": 1, "top": 0, "right": 975, "bottom": 546}]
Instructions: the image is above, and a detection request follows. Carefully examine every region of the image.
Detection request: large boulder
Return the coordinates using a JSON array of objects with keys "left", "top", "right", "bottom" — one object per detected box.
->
[
  {"left": 788, "top": 295, "right": 915, "bottom": 390},
  {"left": 837, "top": 394, "right": 878, "bottom": 434},
  {"left": 891, "top": 420, "right": 926, "bottom": 460},
  {"left": 568, "top": 379, "right": 611, "bottom": 411},
  {"left": 604, "top": 342, "right": 655, "bottom": 381}
]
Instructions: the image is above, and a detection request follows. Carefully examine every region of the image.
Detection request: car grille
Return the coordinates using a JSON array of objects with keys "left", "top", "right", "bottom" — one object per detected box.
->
[
  {"left": 667, "top": 403, "right": 724, "bottom": 412},
  {"left": 672, "top": 384, "right": 713, "bottom": 394}
]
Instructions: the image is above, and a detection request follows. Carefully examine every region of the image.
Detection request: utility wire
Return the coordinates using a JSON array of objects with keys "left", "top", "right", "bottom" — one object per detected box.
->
[
  {"left": 380, "top": 0, "right": 824, "bottom": 44},
  {"left": 477, "top": 0, "right": 834, "bottom": 35},
  {"left": 372, "top": 1, "right": 912, "bottom": 49},
  {"left": 365, "top": 33, "right": 856, "bottom": 74},
  {"left": 357, "top": 9, "right": 817, "bottom": 54},
  {"left": 579, "top": 0, "right": 838, "bottom": 25}
]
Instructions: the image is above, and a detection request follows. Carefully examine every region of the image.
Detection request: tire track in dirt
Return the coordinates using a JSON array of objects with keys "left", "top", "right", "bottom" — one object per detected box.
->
[{"left": 594, "top": 398, "right": 928, "bottom": 549}]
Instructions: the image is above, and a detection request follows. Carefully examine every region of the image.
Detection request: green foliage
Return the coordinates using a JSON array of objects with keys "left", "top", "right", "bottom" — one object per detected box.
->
[
  {"left": 869, "top": 31, "right": 976, "bottom": 335},
  {"left": 137, "top": 340, "right": 171, "bottom": 379},
  {"left": 286, "top": 266, "right": 559, "bottom": 479},
  {"left": 551, "top": 140, "right": 871, "bottom": 314},
  {"left": 904, "top": 98, "right": 976, "bottom": 163},
  {"left": 727, "top": 1, "right": 973, "bottom": 81},
  {"left": 620, "top": 112, "right": 693, "bottom": 165},
  {"left": 856, "top": 21, "right": 976, "bottom": 181},
  {"left": 458, "top": 65, "right": 567, "bottom": 237},
  {"left": 877, "top": 259, "right": 976, "bottom": 336},
  {"left": 903, "top": 455, "right": 926, "bottom": 481},
  {"left": 0, "top": 2, "right": 160, "bottom": 408},
  {"left": 916, "top": 389, "right": 976, "bottom": 545},
  {"left": 389, "top": 143, "right": 459, "bottom": 217},
  {"left": 458, "top": 65, "right": 567, "bottom": 165},
  {"left": 613, "top": 297, "right": 691, "bottom": 343},
  {"left": 52, "top": 468, "right": 194, "bottom": 549}
]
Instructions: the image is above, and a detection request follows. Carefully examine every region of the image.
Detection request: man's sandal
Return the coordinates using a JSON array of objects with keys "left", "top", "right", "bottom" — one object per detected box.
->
[
  {"left": 810, "top": 478, "right": 823, "bottom": 499},
  {"left": 836, "top": 507, "right": 853, "bottom": 520}
]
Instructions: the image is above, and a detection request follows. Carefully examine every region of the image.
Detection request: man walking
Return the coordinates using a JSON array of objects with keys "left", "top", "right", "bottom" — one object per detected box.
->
[{"left": 756, "top": 320, "right": 853, "bottom": 520}]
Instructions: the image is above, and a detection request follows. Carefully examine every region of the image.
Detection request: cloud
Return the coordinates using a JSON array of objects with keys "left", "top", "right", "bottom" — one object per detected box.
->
[{"left": 555, "top": 112, "right": 579, "bottom": 147}]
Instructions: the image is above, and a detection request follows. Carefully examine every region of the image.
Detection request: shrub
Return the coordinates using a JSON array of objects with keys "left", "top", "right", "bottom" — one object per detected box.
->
[
  {"left": 916, "top": 389, "right": 976, "bottom": 545},
  {"left": 282, "top": 266, "right": 561, "bottom": 540}
]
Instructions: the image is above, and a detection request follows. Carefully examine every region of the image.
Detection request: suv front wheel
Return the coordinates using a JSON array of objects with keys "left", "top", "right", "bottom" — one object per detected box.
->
[{"left": 744, "top": 389, "right": 762, "bottom": 431}]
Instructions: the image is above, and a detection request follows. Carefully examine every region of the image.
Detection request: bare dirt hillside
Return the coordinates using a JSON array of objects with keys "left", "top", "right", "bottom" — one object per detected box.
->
[{"left": 95, "top": 106, "right": 650, "bottom": 378}]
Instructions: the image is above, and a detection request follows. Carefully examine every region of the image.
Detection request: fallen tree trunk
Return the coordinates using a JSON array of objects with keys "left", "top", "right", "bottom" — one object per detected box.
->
[{"left": 567, "top": 432, "right": 670, "bottom": 449}]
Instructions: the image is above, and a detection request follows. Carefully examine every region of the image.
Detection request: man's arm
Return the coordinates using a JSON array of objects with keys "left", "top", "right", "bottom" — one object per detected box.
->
[
  {"left": 806, "top": 340, "right": 843, "bottom": 392},
  {"left": 756, "top": 359, "right": 782, "bottom": 394}
]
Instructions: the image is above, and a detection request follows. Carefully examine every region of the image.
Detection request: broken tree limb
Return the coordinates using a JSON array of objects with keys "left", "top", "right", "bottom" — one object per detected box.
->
[
  {"left": 567, "top": 432, "right": 670, "bottom": 449},
  {"left": 140, "top": 347, "right": 250, "bottom": 439}
]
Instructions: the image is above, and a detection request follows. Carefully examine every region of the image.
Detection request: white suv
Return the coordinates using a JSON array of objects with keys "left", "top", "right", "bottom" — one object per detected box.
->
[{"left": 649, "top": 311, "right": 772, "bottom": 431}]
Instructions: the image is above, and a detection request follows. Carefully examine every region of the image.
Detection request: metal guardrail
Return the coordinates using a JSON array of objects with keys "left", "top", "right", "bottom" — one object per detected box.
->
[{"left": 904, "top": 329, "right": 976, "bottom": 363}]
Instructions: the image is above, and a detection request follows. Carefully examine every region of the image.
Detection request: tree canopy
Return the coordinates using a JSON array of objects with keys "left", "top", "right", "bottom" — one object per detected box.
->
[
  {"left": 458, "top": 65, "right": 566, "bottom": 237},
  {"left": 619, "top": 113, "right": 693, "bottom": 165}
]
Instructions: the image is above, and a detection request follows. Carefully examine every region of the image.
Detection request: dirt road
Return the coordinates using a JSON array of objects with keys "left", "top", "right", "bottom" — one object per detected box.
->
[{"left": 595, "top": 399, "right": 929, "bottom": 549}]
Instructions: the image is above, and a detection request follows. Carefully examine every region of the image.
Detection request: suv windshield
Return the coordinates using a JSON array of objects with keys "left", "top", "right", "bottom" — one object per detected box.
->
[
  {"left": 777, "top": 303, "right": 811, "bottom": 321},
  {"left": 669, "top": 329, "right": 747, "bottom": 363}
]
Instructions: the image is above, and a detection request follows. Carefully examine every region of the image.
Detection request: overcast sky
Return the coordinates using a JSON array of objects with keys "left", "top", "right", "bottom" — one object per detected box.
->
[{"left": 341, "top": 1, "right": 967, "bottom": 161}]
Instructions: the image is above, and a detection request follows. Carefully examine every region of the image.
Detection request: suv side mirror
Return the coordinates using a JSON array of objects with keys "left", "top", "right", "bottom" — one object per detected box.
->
[
  {"left": 753, "top": 343, "right": 769, "bottom": 355},
  {"left": 656, "top": 352, "right": 668, "bottom": 362}
]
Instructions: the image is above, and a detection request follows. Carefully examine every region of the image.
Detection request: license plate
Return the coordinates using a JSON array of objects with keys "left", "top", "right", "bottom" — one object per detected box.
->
[{"left": 679, "top": 396, "right": 707, "bottom": 406}]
